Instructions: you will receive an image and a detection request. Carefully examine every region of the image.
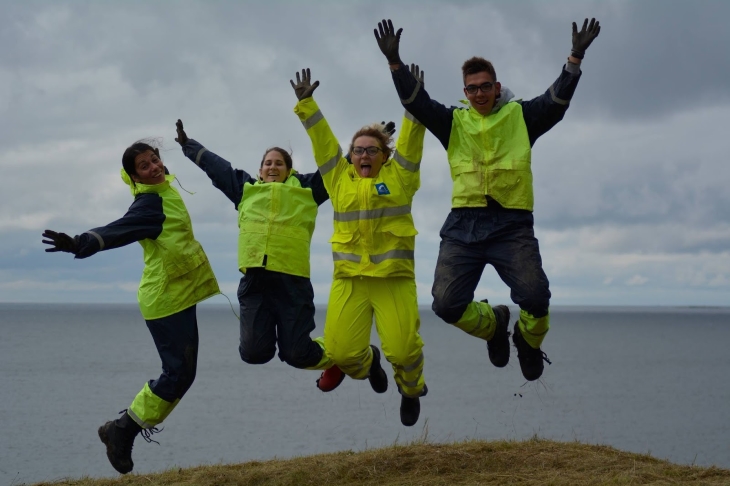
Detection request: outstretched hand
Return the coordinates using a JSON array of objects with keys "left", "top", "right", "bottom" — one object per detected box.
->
[
  {"left": 380, "top": 121, "right": 396, "bottom": 137},
  {"left": 175, "top": 119, "right": 189, "bottom": 146},
  {"left": 571, "top": 18, "right": 601, "bottom": 58},
  {"left": 409, "top": 63, "right": 424, "bottom": 88},
  {"left": 290, "top": 68, "right": 320, "bottom": 101},
  {"left": 42, "top": 230, "right": 78, "bottom": 254},
  {"left": 374, "top": 19, "right": 403, "bottom": 66}
]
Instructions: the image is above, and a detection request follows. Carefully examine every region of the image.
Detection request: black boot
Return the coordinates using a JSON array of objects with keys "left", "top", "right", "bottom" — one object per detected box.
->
[
  {"left": 367, "top": 345, "right": 388, "bottom": 393},
  {"left": 98, "top": 411, "right": 141, "bottom": 474},
  {"left": 400, "top": 396, "right": 420, "bottom": 426},
  {"left": 399, "top": 385, "right": 426, "bottom": 427},
  {"left": 487, "top": 304, "right": 511, "bottom": 368},
  {"left": 512, "top": 322, "right": 552, "bottom": 381}
]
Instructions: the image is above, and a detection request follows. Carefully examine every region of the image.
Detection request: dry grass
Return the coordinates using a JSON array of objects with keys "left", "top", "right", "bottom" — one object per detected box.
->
[{"left": 31, "top": 437, "right": 730, "bottom": 486}]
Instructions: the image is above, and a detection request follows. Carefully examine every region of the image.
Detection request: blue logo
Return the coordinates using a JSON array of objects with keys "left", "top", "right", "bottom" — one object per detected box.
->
[{"left": 375, "top": 183, "right": 390, "bottom": 195}]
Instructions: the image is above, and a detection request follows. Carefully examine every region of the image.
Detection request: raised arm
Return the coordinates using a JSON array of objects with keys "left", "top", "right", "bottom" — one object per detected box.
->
[
  {"left": 375, "top": 19, "right": 453, "bottom": 149},
  {"left": 42, "top": 193, "right": 165, "bottom": 259},
  {"left": 291, "top": 68, "right": 347, "bottom": 195},
  {"left": 520, "top": 18, "right": 600, "bottom": 146},
  {"left": 175, "top": 120, "right": 255, "bottom": 209},
  {"left": 392, "top": 64, "right": 427, "bottom": 196}
]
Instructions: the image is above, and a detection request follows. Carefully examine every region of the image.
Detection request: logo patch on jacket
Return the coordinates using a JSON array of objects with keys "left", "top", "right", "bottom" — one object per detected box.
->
[{"left": 375, "top": 183, "right": 390, "bottom": 195}]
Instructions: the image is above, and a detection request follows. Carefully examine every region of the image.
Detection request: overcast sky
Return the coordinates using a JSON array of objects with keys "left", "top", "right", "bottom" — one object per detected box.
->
[{"left": 2, "top": 0, "right": 728, "bottom": 307}]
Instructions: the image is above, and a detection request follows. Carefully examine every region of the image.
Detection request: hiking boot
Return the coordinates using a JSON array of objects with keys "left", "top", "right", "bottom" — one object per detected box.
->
[
  {"left": 367, "top": 345, "right": 388, "bottom": 393},
  {"left": 98, "top": 411, "right": 141, "bottom": 474},
  {"left": 316, "top": 365, "right": 345, "bottom": 392},
  {"left": 487, "top": 304, "right": 511, "bottom": 368},
  {"left": 512, "top": 322, "right": 552, "bottom": 381}
]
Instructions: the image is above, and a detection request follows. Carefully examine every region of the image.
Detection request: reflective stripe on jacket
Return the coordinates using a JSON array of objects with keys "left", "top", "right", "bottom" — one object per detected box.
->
[
  {"left": 294, "top": 98, "right": 426, "bottom": 279},
  {"left": 126, "top": 174, "right": 220, "bottom": 319},
  {"left": 237, "top": 172, "right": 318, "bottom": 278},
  {"left": 448, "top": 102, "right": 533, "bottom": 210}
]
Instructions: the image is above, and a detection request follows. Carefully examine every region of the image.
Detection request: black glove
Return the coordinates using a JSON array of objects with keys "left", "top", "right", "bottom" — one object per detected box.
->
[
  {"left": 290, "top": 68, "right": 320, "bottom": 101},
  {"left": 374, "top": 19, "right": 403, "bottom": 65},
  {"left": 409, "top": 63, "right": 424, "bottom": 88},
  {"left": 42, "top": 230, "right": 79, "bottom": 254},
  {"left": 571, "top": 18, "right": 601, "bottom": 59},
  {"left": 380, "top": 121, "right": 396, "bottom": 137},
  {"left": 175, "top": 119, "right": 188, "bottom": 146}
]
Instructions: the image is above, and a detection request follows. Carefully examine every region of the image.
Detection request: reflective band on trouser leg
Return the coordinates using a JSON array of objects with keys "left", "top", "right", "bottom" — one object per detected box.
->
[
  {"left": 371, "top": 277, "right": 425, "bottom": 398},
  {"left": 305, "top": 336, "right": 333, "bottom": 371},
  {"left": 128, "top": 382, "right": 180, "bottom": 429},
  {"left": 393, "top": 351, "right": 425, "bottom": 398},
  {"left": 518, "top": 309, "right": 550, "bottom": 349},
  {"left": 452, "top": 300, "right": 497, "bottom": 341}
]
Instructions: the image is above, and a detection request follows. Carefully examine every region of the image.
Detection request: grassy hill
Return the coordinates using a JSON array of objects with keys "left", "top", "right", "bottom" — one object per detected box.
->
[{"left": 32, "top": 437, "right": 730, "bottom": 486}]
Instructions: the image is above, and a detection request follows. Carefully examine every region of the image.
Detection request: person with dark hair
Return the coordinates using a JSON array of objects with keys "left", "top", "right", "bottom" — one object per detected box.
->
[
  {"left": 42, "top": 142, "right": 220, "bottom": 475},
  {"left": 292, "top": 67, "right": 428, "bottom": 426},
  {"left": 374, "top": 18, "right": 601, "bottom": 382},
  {"left": 174, "top": 120, "right": 346, "bottom": 391}
]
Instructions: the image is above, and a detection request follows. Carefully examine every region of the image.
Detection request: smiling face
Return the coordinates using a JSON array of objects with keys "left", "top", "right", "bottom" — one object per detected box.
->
[
  {"left": 351, "top": 136, "right": 385, "bottom": 178},
  {"left": 464, "top": 71, "right": 502, "bottom": 116},
  {"left": 131, "top": 150, "right": 166, "bottom": 185},
  {"left": 259, "top": 150, "right": 291, "bottom": 183}
]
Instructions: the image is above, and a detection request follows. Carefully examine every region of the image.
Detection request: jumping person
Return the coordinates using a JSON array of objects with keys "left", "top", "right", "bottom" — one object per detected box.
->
[
  {"left": 292, "top": 66, "right": 428, "bottom": 426},
  {"left": 374, "top": 18, "right": 601, "bottom": 381},
  {"left": 174, "top": 120, "right": 346, "bottom": 391},
  {"left": 42, "top": 141, "right": 220, "bottom": 474}
]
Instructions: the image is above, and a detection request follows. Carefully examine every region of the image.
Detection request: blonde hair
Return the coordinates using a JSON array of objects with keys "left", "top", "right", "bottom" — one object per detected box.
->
[{"left": 349, "top": 124, "right": 393, "bottom": 160}]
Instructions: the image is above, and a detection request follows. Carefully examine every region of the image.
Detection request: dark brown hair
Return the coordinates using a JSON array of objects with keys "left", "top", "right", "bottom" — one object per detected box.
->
[
  {"left": 260, "top": 147, "right": 293, "bottom": 169},
  {"left": 461, "top": 57, "right": 497, "bottom": 84},
  {"left": 122, "top": 141, "right": 161, "bottom": 177}
]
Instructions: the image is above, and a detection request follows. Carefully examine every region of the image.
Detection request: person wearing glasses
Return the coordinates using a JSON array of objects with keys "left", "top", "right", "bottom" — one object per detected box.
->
[
  {"left": 291, "top": 67, "right": 428, "bottom": 426},
  {"left": 173, "top": 120, "right": 349, "bottom": 393},
  {"left": 374, "top": 18, "right": 601, "bottom": 382}
]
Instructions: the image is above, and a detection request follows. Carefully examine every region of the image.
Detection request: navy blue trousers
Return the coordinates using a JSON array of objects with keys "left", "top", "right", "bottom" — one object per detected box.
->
[
  {"left": 431, "top": 204, "right": 551, "bottom": 323},
  {"left": 145, "top": 304, "right": 199, "bottom": 403},
  {"left": 237, "top": 268, "right": 324, "bottom": 369}
]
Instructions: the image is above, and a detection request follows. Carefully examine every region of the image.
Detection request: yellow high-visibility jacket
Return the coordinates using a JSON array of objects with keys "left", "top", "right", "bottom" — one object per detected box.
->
[
  {"left": 124, "top": 173, "right": 219, "bottom": 319},
  {"left": 237, "top": 172, "right": 318, "bottom": 278},
  {"left": 295, "top": 97, "right": 425, "bottom": 279},
  {"left": 448, "top": 102, "right": 533, "bottom": 209}
]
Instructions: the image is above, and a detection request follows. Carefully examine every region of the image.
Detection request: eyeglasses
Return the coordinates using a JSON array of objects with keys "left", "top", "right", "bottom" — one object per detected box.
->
[
  {"left": 352, "top": 146, "right": 383, "bottom": 156},
  {"left": 464, "top": 82, "right": 494, "bottom": 95}
]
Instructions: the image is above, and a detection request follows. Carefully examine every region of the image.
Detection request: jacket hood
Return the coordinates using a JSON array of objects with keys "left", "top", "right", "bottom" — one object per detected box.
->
[{"left": 492, "top": 86, "right": 515, "bottom": 113}]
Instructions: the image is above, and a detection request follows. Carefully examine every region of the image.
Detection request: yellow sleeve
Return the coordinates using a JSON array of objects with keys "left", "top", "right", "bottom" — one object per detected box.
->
[
  {"left": 392, "top": 110, "right": 426, "bottom": 196},
  {"left": 293, "top": 97, "right": 347, "bottom": 195}
]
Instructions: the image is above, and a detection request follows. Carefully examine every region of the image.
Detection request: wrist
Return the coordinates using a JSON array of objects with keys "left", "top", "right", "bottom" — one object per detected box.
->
[
  {"left": 570, "top": 49, "right": 585, "bottom": 60},
  {"left": 568, "top": 55, "right": 582, "bottom": 65},
  {"left": 389, "top": 62, "right": 401, "bottom": 71}
]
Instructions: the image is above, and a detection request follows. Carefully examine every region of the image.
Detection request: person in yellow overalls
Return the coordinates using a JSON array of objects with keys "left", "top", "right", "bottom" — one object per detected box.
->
[
  {"left": 292, "top": 66, "right": 428, "bottom": 426},
  {"left": 42, "top": 141, "right": 220, "bottom": 474}
]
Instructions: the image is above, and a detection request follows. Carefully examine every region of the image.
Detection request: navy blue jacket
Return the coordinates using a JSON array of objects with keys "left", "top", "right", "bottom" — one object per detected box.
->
[
  {"left": 74, "top": 193, "right": 165, "bottom": 259},
  {"left": 390, "top": 62, "right": 582, "bottom": 149},
  {"left": 181, "top": 139, "right": 329, "bottom": 209}
]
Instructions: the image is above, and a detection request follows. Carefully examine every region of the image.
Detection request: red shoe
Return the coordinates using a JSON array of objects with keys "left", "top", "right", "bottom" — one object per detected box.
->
[{"left": 316, "top": 365, "right": 345, "bottom": 392}]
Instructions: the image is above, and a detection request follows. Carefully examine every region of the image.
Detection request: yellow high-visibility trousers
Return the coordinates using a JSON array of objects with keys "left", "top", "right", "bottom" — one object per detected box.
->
[{"left": 324, "top": 276, "right": 426, "bottom": 398}]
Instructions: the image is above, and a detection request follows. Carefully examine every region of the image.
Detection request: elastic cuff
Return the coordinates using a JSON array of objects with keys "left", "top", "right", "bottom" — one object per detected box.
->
[{"left": 565, "top": 61, "right": 581, "bottom": 75}]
